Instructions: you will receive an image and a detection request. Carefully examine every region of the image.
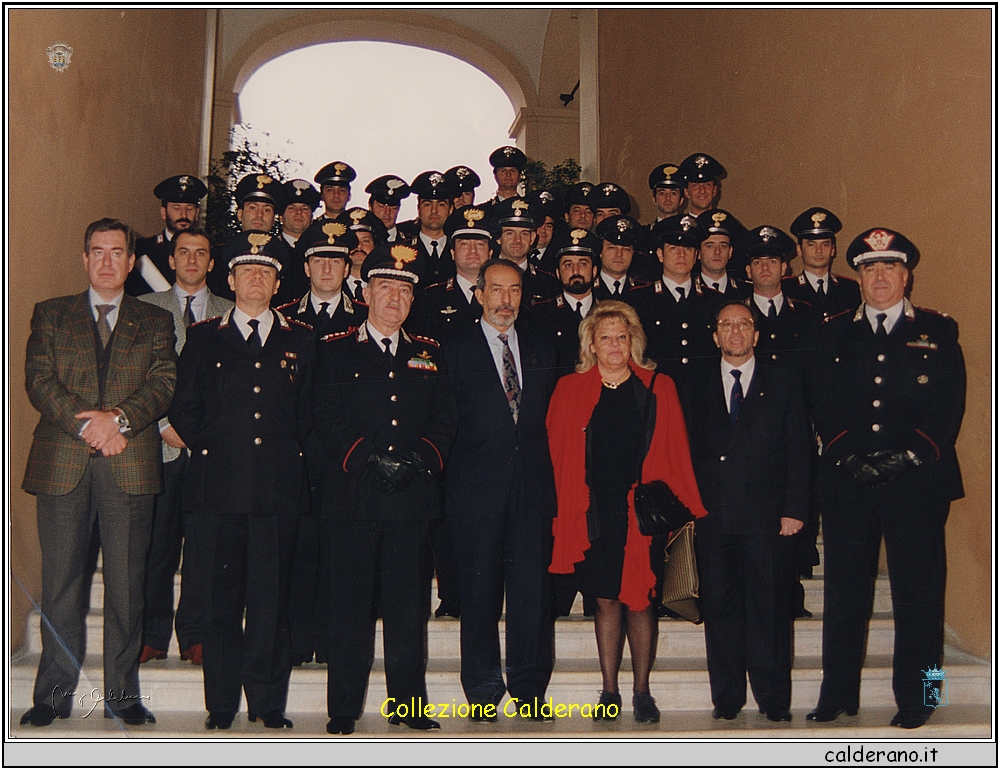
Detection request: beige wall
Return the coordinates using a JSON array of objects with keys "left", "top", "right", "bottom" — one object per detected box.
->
[
  {"left": 599, "top": 8, "right": 993, "bottom": 657},
  {"left": 8, "top": 8, "right": 208, "bottom": 651}
]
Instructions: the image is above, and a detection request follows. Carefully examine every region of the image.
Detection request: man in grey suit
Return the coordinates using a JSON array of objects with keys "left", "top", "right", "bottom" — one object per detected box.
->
[
  {"left": 138, "top": 227, "right": 233, "bottom": 666},
  {"left": 21, "top": 218, "right": 176, "bottom": 727}
]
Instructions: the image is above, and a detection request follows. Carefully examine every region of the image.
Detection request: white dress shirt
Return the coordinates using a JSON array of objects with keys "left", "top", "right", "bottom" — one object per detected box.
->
[
  {"left": 367, "top": 322, "right": 400, "bottom": 356},
  {"left": 865, "top": 300, "right": 904, "bottom": 334},
  {"left": 564, "top": 292, "right": 594, "bottom": 317},
  {"left": 173, "top": 284, "right": 210, "bottom": 323},
  {"left": 803, "top": 270, "right": 830, "bottom": 293},
  {"left": 721, "top": 355, "right": 756, "bottom": 414},
  {"left": 753, "top": 292, "right": 785, "bottom": 316},
  {"left": 661, "top": 275, "right": 693, "bottom": 301},
  {"left": 232, "top": 306, "right": 274, "bottom": 346},
  {"left": 455, "top": 274, "right": 477, "bottom": 305},
  {"left": 311, "top": 291, "right": 341, "bottom": 317}
]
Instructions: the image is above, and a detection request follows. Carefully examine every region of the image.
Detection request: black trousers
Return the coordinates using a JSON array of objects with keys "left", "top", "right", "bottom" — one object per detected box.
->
[
  {"left": 33, "top": 456, "right": 153, "bottom": 715},
  {"left": 142, "top": 452, "right": 200, "bottom": 651},
  {"left": 817, "top": 468, "right": 948, "bottom": 713},
  {"left": 288, "top": 481, "right": 329, "bottom": 663},
  {"left": 325, "top": 519, "right": 431, "bottom": 719},
  {"left": 194, "top": 510, "right": 297, "bottom": 715},
  {"left": 696, "top": 531, "right": 794, "bottom": 712},
  {"left": 451, "top": 479, "right": 554, "bottom": 706}
]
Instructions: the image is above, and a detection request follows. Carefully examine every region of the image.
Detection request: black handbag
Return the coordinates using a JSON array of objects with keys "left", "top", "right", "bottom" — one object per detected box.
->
[{"left": 633, "top": 372, "right": 695, "bottom": 537}]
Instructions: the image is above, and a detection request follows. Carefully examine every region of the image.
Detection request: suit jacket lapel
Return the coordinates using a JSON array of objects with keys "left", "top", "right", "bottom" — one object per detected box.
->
[
  {"left": 107, "top": 295, "right": 140, "bottom": 375},
  {"left": 68, "top": 292, "right": 100, "bottom": 395},
  {"left": 472, "top": 325, "right": 513, "bottom": 416}
]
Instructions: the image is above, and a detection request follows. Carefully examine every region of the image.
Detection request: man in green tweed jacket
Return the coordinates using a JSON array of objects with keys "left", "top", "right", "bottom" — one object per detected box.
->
[{"left": 20, "top": 218, "right": 177, "bottom": 728}]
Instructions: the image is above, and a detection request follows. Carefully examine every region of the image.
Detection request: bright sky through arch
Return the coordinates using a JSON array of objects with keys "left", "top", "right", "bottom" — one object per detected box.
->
[{"left": 238, "top": 41, "right": 517, "bottom": 220}]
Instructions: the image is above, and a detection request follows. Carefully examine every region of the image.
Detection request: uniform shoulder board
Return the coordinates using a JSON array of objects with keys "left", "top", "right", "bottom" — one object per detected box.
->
[
  {"left": 788, "top": 296, "right": 812, "bottom": 310},
  {"left": 424, "top": 280, "right": 447, "bottom": 292},
  {"left": 320, "top": 327, "right": 358, "bottom": 343},
  {"left": 822, "top": 308, "right": 853, "bottom": 324},
  {"left": 189, "top": 315, "right": 222, "bottom": 328},
  {"left": 529, "top": 265, "right": 538, "bottom": 276},
  {"left": 630, "top": 279, "right": 651, "bottom": 291},
  {"left": 275, "top": 298, "right": 300, "bottom": 312},
  {"left": 531, "top": 297, "right": 555, "bottom": 308},
  {"left": 410, "top": 333, "right": 441, "bottom": 348},
  {"left": 831, "top": 273, "right": 857, "bottom": 284},
  {"left": 287, "top": 317, "right": 313, "bottom": 331}
]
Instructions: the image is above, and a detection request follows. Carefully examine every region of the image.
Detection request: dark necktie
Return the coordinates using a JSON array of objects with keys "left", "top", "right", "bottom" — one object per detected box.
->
[
  {"left": 381, "top": 337, "right": 394, "bottom": 366},
  {"left": 430, "top": 240, "right": 439, "bottom": 262},
  {"left": 729, "top": 369, "right": 744, "bottom": 425},
  {"left": 183, "top": 295, "right": 196, "bottom": 328},
  {"left": 247, "top": 318, "right": 262, "bottom": 353},
  {"left": 319, "top": 301, "right": 330, "bottom": 318},
  {"left": 575, "top": 300, "right": 584, "bottom": 319},
  {"left": 816, "top": 278, "right": 825, "bottom": 296},
  {"left": 96, "top": 304, "right": 114, "bottom": 348},
  {"left": 613, "top": 280, "right": 621, "bottom": 296},
  {"left": 676, "top": 287, "right": 685, "bottom": 302},
  {"left": 875, "top": 312, "right": 888, "bottom": 337},
  {"left": 768, "top": 299, "right": 777, "bottom": 318},
  {"left": 712, "top": 281, "right": 721, "bottom": 292},
  {"left": 498, "top": 332, "right": 521, "bottom": 424}
]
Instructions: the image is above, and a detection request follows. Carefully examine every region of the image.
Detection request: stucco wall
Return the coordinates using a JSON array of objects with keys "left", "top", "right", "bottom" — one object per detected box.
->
[
  {"left": 598, "top": 7, "right": 992, "bottom": 657},
  {"left": 8, "top": 7, "right": 208, "bottom": 651}
]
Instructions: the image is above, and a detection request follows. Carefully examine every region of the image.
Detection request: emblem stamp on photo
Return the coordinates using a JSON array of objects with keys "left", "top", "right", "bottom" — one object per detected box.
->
[
  {"left": 922, "top": 665, "right": 948, "bottom": 709},
  {"left": 46, "top": 42, "right": 73, "bottom": 72}
]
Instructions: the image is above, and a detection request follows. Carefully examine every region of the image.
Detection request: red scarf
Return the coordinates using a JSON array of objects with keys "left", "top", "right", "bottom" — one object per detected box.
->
[{"left": 546, "top": 364, "right": 708, "bottom": 610}]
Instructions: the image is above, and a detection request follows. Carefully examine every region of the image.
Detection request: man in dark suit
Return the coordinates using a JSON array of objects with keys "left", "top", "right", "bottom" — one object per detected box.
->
[
  {"left": 137, "top": 227, "right": 233, "bottom": 667},
  {"left": 276, "top": 224, "right": 365, "bottom": 665},
  {"left": 783, "top": 207, "right": 861, "bottom": 322},
  {"left": 314, "top": 243, "right": 458, "bottom": 736},
  {"left": 443, "top": 258, "right": 558, "bottom": 719},
  {"left": 805, "top": 229, "right": 966, "bottom": 730},
  {"left": 21, "top": 218, "right": 176, "bottom": 727},
  {"left": 678, "top": 300, "right": 810, "bottom": 723},
  {"left": 126, "top": 175, "right": 207, "bottom": 296},
  {"left": 169, "top": 232, "right": 315, "bottom": 731}
]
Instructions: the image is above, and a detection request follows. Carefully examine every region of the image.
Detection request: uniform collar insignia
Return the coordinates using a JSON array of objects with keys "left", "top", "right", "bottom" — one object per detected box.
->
[
  {"left": 357, "top": 323, "right": 369, "bottom": 342},
  {"left": 903, "top": 298, "right": 915, "bottom": 320},
  {"left": 401, "top": 327, "right": 412, "bottom": 344},
  {"left": 798, "top": 273, "right": 807, "bottom": 285},
  {"left": 218, "top": 307, "right": 235, "bottom": 328},
  {"left": 276, "top": 310, "right": 290, "bottom": 329},
  {"left": 446, "top": 277, "right": 455, "bottom": 290},
  {"left": 298, "top": 294, "right": 309, "bottom": 313},
  {"left": 555, "top": 295, "right": 565, "bottom": 308},
  {"left": 344, "top": 295, "right": 354, "bottom": 314}
]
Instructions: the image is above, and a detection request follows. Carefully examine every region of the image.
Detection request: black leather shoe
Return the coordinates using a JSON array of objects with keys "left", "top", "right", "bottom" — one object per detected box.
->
[
  {"left": 114, "top": 704, "right": 156, "bottom": 725},
  {"left": 594, "top": 691, "right": 622, "bottom": 720},
  {"left": 712, "top": 706, "right": 741, "bottom": 720},
  {"left": 249, "top": 710, "right": 293, "bottom": 729},
  {"left": 326, "top": 717, "right": 356, "bottom": 735},
  {"left": 205, "top": 711, "right": 235, "bottom": 730},
  {"left": 388, "top": 713, "right": 441, "bottom": 730},
  {"left": 890, "top": 709, "right": 931, "bottom": 729},
  {"left": 633, "top": 692, "right": 660, "bottom": 723},
  {"left": 20, "top": 705, "right": 66, "bottom": 727},
  {"left": 793, "top": 606, "right": 813, "bottom": 619},
  {"left": 805, "top": 705, "right": 857, "bottom": 722},
  {"left": 761, "top": 706, "right": 793, "bottom": 722}
]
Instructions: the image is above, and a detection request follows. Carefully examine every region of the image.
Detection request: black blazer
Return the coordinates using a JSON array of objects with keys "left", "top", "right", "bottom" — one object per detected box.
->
[
  {"left": 678, "top": 359, "right": 811, "bottom": 535},
  {"left": 443, "top": 322, "right": 558, "bottom": 521}
]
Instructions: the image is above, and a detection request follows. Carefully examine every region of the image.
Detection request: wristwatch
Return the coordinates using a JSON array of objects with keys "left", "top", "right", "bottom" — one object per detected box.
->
[{"left": 113, "top": 408, "right": 130, "bottom": 434}]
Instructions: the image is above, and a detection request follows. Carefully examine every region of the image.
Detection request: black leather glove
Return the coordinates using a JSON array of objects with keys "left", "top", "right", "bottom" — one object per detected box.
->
[
  {"left": 867, "top": 448, "right": 920, "bottom": 485},
  {"left": 362, "top": 450, "right": 406, "bottom": 491},
  {"left": 387, "top": 449, "right": 428, "bottom": 491},
  {"left": 837, "top": 453, "right": 883, "bottom": 486}
]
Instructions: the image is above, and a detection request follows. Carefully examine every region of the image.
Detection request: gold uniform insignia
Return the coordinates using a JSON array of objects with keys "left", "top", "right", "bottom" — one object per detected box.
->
[
  {"left": 255, "top": 174, "right": 273, "bottom": 189},
  {"left": 247, "top": 233, "right": 271, "bottom": 253},
  {"left": 390, "top": 244, "right": 418, "bottom": 270},
  {"left": 322, "top": 222, "right": 347, "bottom": 242}
]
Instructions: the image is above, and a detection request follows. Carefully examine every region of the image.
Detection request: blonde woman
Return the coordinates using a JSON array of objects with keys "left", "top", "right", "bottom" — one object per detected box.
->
[{"left": 547, "top": 301, "right": 708, "bottom": 723}]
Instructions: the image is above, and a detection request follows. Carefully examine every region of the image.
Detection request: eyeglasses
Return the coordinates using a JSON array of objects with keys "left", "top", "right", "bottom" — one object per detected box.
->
[{"left": 717, "top": 320, "right": 754, "bottom": 332}]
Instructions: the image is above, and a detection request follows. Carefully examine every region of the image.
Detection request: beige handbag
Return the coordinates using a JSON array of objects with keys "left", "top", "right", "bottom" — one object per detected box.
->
[{"left": 660, "top": 521, "right": 701, "bottom": 624}]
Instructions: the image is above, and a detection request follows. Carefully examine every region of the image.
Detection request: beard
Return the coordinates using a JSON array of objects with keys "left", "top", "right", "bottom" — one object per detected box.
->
[{"left": 562, "top": 276, "right": 591, "bottom": 295}]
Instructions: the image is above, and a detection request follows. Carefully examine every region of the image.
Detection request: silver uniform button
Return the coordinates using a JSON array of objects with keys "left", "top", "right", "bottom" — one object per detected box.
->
[
  {"left": 390, "top": 395, "right": 397, "bottom": 402},
  {"left": 720, "top": 455, "right": 726, "bottom": 461},
  {"left": 770, "top": 333, "right": 777, "bottom": 340},
  {"left": 874, "top": 376, "right": 883, "bottom": 385},
  {"left": 771, "top": 354, "right": 778, "bottom": 360},
  {"left": 877, "top": 354, "right": 886, "bottom": 362},
  {"left": 253, "top": 386, "right": 261, "bottom": 393},
  {"left": 681, "top": 322, "right": 688, "bottom": 330},
  {"left": 682, "top": 357, "right": 689, "bottom": 364},
  {"left": 388, "top": 445, "right": 394, "bottom": 451},
  {"left": 255, "top": 361, "right": 262, "bottom": 369},
  {"left": 254, "top": 412, "right": 261, "bottom": 419},
  {"left": 355, "top": 372, "right": 360, "bottom": 378},
  {"left": 391, "top": 419, "right": 398, "bottom": 426},
  {"left": 873, "top": 400, "right": 881, "bottom": 408},
  {"left": 556, "top": 331, "right": 562, "bottom": 336},
  {"left": 202, "top": 449, "right": 208, "bottom": 455},
  {"left": 254, "top": 437, "right": 262, "bottom": 445},
  {"left": 655, "top": 320, "right": 661, "bottom": 326},
  {"left": 389, "top": 371, "right": 395, "bottom": 379},
  {"left": 681, "top": 339, "right": 688, "bottom": 346},
  {"left": 216, "top": 362, "right": 222, "bottom": 368},
  {"left": 872, "top": 424, "right": 881, "bottom": 432}
]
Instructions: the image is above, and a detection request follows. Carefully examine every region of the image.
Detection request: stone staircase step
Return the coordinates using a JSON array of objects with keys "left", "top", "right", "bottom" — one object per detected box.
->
[{"left": 8, "top": 703, "right": 990, "bottom": 739}]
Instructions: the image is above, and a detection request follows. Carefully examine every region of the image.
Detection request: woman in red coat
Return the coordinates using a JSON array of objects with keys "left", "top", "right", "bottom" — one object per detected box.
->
[{"left": 547, "top": 300, "right": 708, "bottom": 723}]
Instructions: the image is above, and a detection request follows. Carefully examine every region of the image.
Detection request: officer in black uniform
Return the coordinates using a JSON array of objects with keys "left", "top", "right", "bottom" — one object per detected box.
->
[
  {"left": 169, "top": 231, "right": 315, "bottom": 731},
  {"left": 276, "top": 224, "right": 364, "bottom": 667},
  {"left": 365, "top": 174, "right": 411, "bottom": 243},
  {"left": 314, "top": 242, "right": 458, "bottom": 736},
  {"left": 489, "top": 197, "right": 561, "bottom": 317},
  {"left": 630, "top": 214, "right": 716, "bottom": 380},
  {"left": 742, "top": 225, "right": 817, "bottom": 377},
  {"left": 332, "top": 207, "right": 388, "bottom": 304},
  {"left": 483, "top": 145, "right": 527, "bottom": 207},
  {"left": 275, "top": 179, "right": 322, "bottom": 303},
  {"left": 784, "top": 207, "right": 861, "bottom": 321},
  {"left": 805, "top": 228, "right": 966, "bottom": 730},
  {"left": 593, "top": 214, "right": 648, "bottom": 300},
  {"left": 414, "top": 205, "right": 491, "bottom": 344},
  {"left": 445, "top": 165, "right": 482, "bottom": 208},
  {"left": 127, "top": 174, "right": 208, "bottom": 296},
  {"left": 590, "top": 182, "right": 631, "bottom": 228},
  {"left": 314, "top": 161, "right": 357, "bottom": 220},
  {"left": 563, "top": 181, "right": 597, "bottom": 232},
  {"left": 524, "top": 189, "right": 561, "bottom": 273},
  {"left": 678, "top": 153, "right": 727, "bottom": 218},
  {"left": 529, "top": 229, "right": 601, "bottom": 375},
  {"left": 647, "top": 163, "right": 687, "bottom": 225},
  {"left": 694, "top": 209, "right": 749, "bottom": 301},
  {"left": 403, "top": 171, "right": 456, "bottom": 284}
]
